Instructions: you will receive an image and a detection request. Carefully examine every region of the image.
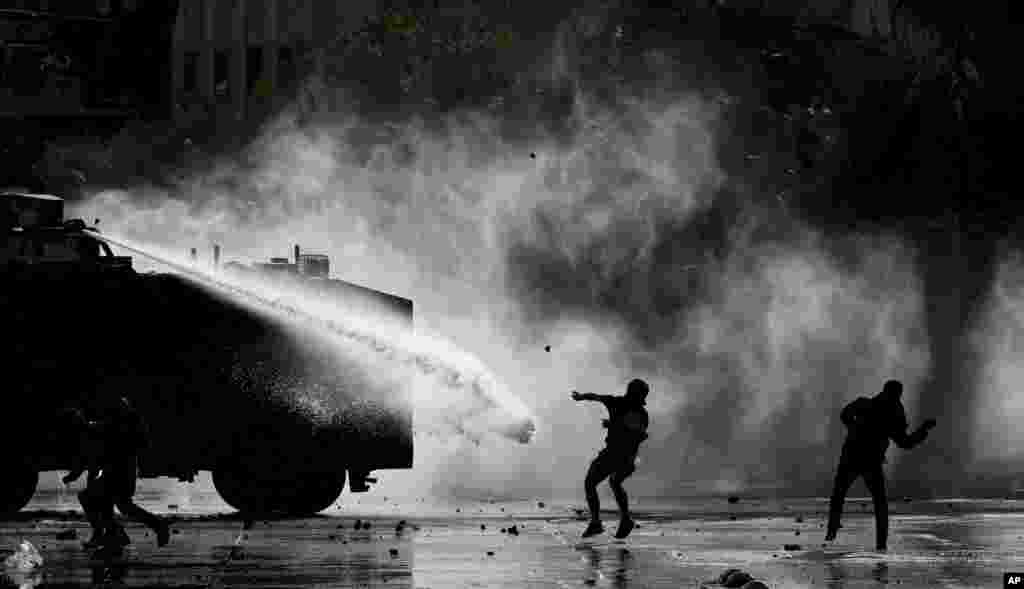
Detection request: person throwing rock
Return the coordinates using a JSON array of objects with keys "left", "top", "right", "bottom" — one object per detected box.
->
[{"left": 572, "top": 379, "right": 650, "bottom": 539}]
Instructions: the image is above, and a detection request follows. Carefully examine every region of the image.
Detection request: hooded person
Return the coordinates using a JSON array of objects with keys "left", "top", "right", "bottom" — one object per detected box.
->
[{"left": 571, "top": 378, "right": 651, "bottom": 539}]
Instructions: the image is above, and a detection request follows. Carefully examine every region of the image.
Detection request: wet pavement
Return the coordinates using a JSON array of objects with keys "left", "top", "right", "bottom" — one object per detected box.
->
[{"left": 3, "top": 496, "right": 1022, "bottom": 587}]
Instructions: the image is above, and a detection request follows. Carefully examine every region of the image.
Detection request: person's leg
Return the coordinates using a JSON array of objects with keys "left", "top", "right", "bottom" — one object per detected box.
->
[
  {"left": 86, "top": 476, "right": 127, "bottom": 555},
  {"left": 109, "top": 468, "right": 169, "bottom": 547},
  {"left": 78, "top": 488, "right": 105, "bottom": 547},
  {"left": 826, "top": 460, "right": 861, "bottom": 540},
  {"left": 583, "top": 451, "right": 613, "bottom": 537},
  {"left": 862, "top": 464, "right": 888, "bottom": 551},
  {"left": 113, "top": 498, "right": 166, "bottom": 538},
  {"left": 609, "top": 458, "right": 636, "bottom": 539}
]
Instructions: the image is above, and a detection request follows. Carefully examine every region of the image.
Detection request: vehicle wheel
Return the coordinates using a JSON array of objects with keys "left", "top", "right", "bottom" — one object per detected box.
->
[
  {"left": 0, "top": 466, "right": 38, "bottom": 516},
  {"left": 213, "top": 467, "right": 345, "bottom": 516}
]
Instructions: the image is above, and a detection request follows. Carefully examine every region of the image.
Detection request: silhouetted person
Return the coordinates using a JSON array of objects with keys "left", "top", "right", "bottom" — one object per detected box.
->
[
  {"left": 572, "top": 379, "right": 650, "bottom": 539},
  {"left": 58, "top": 406, "right": 106, "bottom": 548},
  {"left": 89, "top": 396, "right": 170, "bottom": 553},
  {"left": 825, "top": 380, "right": 936, "bottom": 551}
]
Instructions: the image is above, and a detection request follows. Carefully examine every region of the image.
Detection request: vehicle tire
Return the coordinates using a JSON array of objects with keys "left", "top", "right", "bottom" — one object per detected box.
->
[
  {"left": 212, "top": 467, "right": 345, "bottom": 516},
  {"left": 0, "top": 466, "right": 38, "bottom": 516}
]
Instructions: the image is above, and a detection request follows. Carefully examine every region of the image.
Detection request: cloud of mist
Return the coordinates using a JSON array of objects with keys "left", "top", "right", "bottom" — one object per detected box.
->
[
  {"left": 68, "top": 6, "right": 934, "bottom": 502},
  {"left": 653, "top": 216, "right": 930, "bottom": 495},
  {"left": 970, "top": 253, "right": 1024, "bottom": 467}
]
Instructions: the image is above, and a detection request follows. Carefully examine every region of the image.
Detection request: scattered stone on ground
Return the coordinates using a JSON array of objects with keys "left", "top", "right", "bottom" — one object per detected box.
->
[
  {"left": 4, "top": 541, "right": 43, "bottom": 571},
  {"left": 783, "top": 544, "right": 802, "bottom": 551},
  {"left": 727, "top": 496, "right": 740, "bottom": 504},
  {"left": 718, "top": 568, "right": 752, "bottom": 587}
]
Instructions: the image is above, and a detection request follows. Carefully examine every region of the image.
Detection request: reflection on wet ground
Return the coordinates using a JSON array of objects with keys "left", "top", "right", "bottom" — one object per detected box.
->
[{"left": 3, "top": 498, "right": 1022, "bottom": 587}]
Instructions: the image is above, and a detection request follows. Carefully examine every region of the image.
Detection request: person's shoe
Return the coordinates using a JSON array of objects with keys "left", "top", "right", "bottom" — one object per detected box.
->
[
  {"left": 613, "top": 518, "right": 635, "bottom": 539},
  {"left": 875, "top": 543, "right": 887, "bottom": 552},
  {"left": 581, "top": 521, "right": 605, "bottom": 538},
  {"left": 156, "top": 523, "right": 171, "bottom": 547},
  {"left": 824, "top": 524, "right": 840, "bottom": 542}
]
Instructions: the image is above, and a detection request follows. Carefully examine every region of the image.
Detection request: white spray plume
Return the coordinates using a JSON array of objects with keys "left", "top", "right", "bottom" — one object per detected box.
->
[{"left": 88, "top": 229, "right": 535, "bottom": 446}]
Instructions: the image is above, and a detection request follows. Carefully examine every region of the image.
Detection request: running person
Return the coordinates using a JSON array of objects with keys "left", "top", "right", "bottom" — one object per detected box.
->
[{"left": 90, "top": 395, "right": 170, "bottom": 553}]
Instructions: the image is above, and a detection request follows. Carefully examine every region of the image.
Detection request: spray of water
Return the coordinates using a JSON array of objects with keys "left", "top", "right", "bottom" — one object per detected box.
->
[{"left": 85, "top": 229, "right": 536, "bottom": 445}]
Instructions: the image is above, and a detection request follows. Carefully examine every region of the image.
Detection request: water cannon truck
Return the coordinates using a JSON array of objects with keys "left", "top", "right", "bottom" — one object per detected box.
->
[{"left": 0, "top": 192, "right": 414, "bottom": 516}]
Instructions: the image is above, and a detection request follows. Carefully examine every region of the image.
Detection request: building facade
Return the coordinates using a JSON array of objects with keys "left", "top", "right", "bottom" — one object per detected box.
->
[{"left": 171, "top": 0, "right": 381, "bottom": 123}]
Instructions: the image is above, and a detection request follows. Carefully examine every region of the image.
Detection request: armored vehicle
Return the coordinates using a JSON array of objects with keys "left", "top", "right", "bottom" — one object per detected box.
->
[{"left": 1, "top": 192, "right": 413, "bottom": 516}]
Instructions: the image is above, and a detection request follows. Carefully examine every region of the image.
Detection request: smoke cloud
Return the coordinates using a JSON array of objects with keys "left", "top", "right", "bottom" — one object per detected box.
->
[
  {"left": 971, "top": 253, "right": 1024, "bottom": 470},
  {"left": 67, "top": 6, "right": 935, "bottom": 502}
]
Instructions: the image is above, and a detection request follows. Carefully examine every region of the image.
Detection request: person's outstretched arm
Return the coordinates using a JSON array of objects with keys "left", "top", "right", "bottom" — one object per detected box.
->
[
  {"left": 571, "top": 391, "right": 615, "bottom": 404},
  {"left": 891, "top": 417, "right": 937, "bottom": 449}
]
